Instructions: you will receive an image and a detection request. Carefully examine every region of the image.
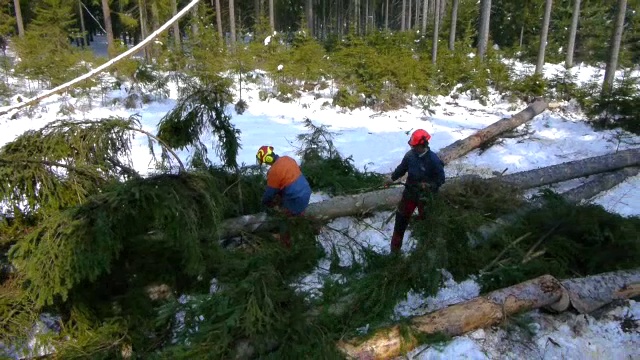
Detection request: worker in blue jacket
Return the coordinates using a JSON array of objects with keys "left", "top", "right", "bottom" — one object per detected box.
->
[
  {"left": 256, "top": 145, "right": 312, "bottom": 247},
  {"left": 385, "top": 129, "right": 445, "bottom": 253}
]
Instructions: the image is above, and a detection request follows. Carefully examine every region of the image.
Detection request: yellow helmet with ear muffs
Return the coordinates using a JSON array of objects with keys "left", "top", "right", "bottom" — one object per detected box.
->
[{"left": 256, "top": 145, "right": 276, "bottom": 165}]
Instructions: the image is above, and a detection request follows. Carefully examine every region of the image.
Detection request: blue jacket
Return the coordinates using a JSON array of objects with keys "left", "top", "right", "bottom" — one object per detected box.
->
[
  {"left": 262, "top": 155, "right": 312, "bottom": 215},
  {"left": 391, "top": 149, "right": 445, "bottom": 199}
]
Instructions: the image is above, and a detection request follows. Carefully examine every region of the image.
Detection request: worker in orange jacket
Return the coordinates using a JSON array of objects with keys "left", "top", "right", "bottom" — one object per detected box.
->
[{"left": 256, "top": 145, "right": 312, "bottom": 247}]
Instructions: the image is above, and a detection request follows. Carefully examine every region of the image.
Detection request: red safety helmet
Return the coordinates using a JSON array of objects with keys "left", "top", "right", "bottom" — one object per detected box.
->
[{"left": 408, "top": 129, "right": 431, "bottom": 146}]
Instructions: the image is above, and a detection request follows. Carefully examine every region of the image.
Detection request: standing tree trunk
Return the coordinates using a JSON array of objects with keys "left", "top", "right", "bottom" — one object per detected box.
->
[
  {"left": 172, "top": 0, "right": 181, "bottom": 48},
  {"left": 448, "top": 0, "right": 457, "bottom": 50},
  {"left": 191, "top": 3, "right": 199, "bottom": 36},
  {"left": 401, "top": 0, "right": 406, "bottom": 30},
  {"left": 385, "top": 0, "right": 389, "bottom": 30},
  {"left": 306, "top": 0, "right": 313, "bottom": 35},
  {"left": 214, "top": 0, "right": 223, "bottom": 40},
  {"left": 477, "top": 0, "right": 491, "bottom": 59},
  {"left": 138, "top": 0, "right": 151, "bottom": 61},
  {"left": 602, "top": 0, "right": 627, "bottom": 96},
  {"left": 78, "top": 0, "right": 87, "bottom": 47},
  {"left": 421, "top": 0, "right": 428, "bottom": 34},
  {"left": 431, "top": 0, "right": 440, "bottom": 63},
  {"left": 535, "top": 0, "right": 553, "bottom": 74},
  {"left": 408, "top": 0, "right": 412, "bottom": 29},
  {"left": 13, "top": 0, "right": 24, "bottom": 37},
  {"left": 565, "top": 0, "right": 581, "bottom": 68},
  {"left": 101, "top": 0, "right": 115, "bottom": 57},
  {"left": 269, "top": 0, "right": 275, "bottom": 31},
  {"left": 414, "top": 0, "right": 419, "bottom": 30},
  {"left": 229, "top": 0, "right": 236, "bottom": 50}
]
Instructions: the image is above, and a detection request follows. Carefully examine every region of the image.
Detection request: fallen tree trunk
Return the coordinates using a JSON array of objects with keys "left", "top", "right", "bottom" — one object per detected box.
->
[
  {"left": 471, "top": 166, "right": 640, "bottom": 245},
  {"left": 495, "top": 147, "right": 640, "bottom": 189},
  {"left": 217, "top": 148, "right": 640, "bottom": 240},
  {"left": 436, "top": 98, "right": 548, "bottom": 164},
  {"left": 336, "top": 268, "right": 640, "bottom": 360}
]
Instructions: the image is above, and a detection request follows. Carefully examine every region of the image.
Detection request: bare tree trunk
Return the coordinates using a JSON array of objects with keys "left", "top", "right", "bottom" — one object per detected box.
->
[
  {"left": 255, "top": 0, "right": 261, "bottom": 25},
  {"left": 172, "top": 0, "right": 181, "bottom": 48},
  {"left": 191, "top": 3, "right": 199, "bottom": 36},
  {"left": 229, "top": 0, "right": 236, "bottom": 49},
  {"left": 401, "top": 0, "right": 406, "bottom": 30},
  {"left": 431, "top": 0, "right": 440, "bottom": 63},
  {"left": 565, "top": 0, "right": 581, "bottom": 68},
  {"left": 414, "top": 0, "right": 419, "bottom": 30},
  {"left": 269, "top": 0, "right": 275, "bottom": 31},
  {"left": 493, "top": 148, "right": 640, "bottom": 190},
  {"left": 337, "top": 270, "right": 640, "bottom": 359},
  {"left": 101, "top": 0, "right": 116, "bottom": 57},
  {"left": 448, "top": 0, "right": 458, "bottom": 50},
  {"left": 602, "top": 0, "right": 627, "bottom": 96},
  {"left": 408, "top": 0, "right": 412, "bottom": 29},
  {"left": 306, "top": 0, "right": 314, "bottom": 35},
  {"left": 535, "top": 0, "right": 553, "bottom": 74},
  {"left": 385, "top": 0, "right": 389, "bottom": 29},
  {"left": 138, "top": 0, "right": 151, "bottom": 60},
  {"left": 12, "top": 0, "right": 24, "bottom": 37},
  {"left": 215, "top": 0, "right": 223, "bottom": 40},
  {"left": 78, "top": 0, "right": 87, "bottom": 47},
  {"left": 421, "top": 0, "right": 428, "bottom": 34},
  {"left": 477, "top": 0, "right": 491, "bottom": 59},
  {"left": 437, "top": 99, "right": 548, "bottom": 164}
]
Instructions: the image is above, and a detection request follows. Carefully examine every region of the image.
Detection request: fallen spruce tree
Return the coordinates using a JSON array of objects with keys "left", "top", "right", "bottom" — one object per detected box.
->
[
  {"left": 336, "top": 268, "right": 640, "bottom": 359},
  {"left": 217, "top": 147, "right": 640, "bottom": 240},
  {"left": 471, "top": 166, "right": 640, "bottom": 245}
]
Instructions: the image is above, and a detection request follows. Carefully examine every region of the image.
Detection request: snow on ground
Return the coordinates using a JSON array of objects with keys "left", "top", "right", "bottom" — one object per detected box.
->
[{"left": 1, "top": 46, "right": 639, "bottom": 359}]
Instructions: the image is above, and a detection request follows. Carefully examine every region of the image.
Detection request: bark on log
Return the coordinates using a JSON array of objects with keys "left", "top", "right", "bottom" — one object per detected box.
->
[
  {"left": 0, "top": 0, "right": 203, "bottom": 119},
  {"left": 471, "top": 166, "right": 640, "bottom": 245},
  {"left": 436, "top": 98, "right": 548, "bottom": 164},
  {"left": 217, "top": 149, "right": 640, "bottom": 240},
  {"left": 560, "top": 268, "right": 640, "bottom": 314},
  {"left": 337, "top": 268, "right": 640, "bottom": 360},
  {"left": 495, "top": 147, "right": 640, "bottom": 189}
]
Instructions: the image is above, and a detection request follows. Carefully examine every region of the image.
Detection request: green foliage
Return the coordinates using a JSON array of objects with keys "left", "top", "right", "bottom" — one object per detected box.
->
[
  {"left": 0, "top": 117, "right": 139, "bottom": 215},
  {"left": 478, "top": 192, "right": 640, "bottom": 291},
  {"left": 11, "top": 0, "right": 94, "bottom": 87},
  {"left": 112, "top": 64, "right": 170, "bottom": 109},
  {"left": 157, "top": 77, "right": 240, "bottom": 169},
  {"left": 7, "top": 172, "right": 226, "bottom": 307},
  {"left": 546, "top": 69, "right": 580, "bottom": 101},
  {"left": 158, "top": 232, "right": 331, "bottom": 358},
  {"left": 510, "top": 73, "right": 548, "bottom": 101},
  {"left": 578, "top": 73, "right": 640, "bottom": 135},
  {"left": 0, "top": 0, "right": 15, "bottom": 37},
  {"left": 295, "top": 118, "right": 385, "bottom": 195}
]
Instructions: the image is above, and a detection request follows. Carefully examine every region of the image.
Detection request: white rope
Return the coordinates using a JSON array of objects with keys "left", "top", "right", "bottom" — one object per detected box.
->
[
  {"left": 0, "top": 0, "right": 202, "bottom": 119},
  {"left": 80, "top": 0, "right": 107, "bottom": 34}
]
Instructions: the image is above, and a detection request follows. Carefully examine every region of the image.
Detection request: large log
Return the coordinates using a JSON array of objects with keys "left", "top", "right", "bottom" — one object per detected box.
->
[
  {"left": 217, "top": 149, "right": 640, "bottom": 240},
  {"left": 336, "top": 268, "right": 640, "bottom": 360},
  {"left": 495, "top": 147, "right": 640, "bottom": 189},
  {"left": 436, "top": 98, "right": 548, "bottom": 164},
  {"left": 471, "top": 166, "right": 640, "bottom": 245}
]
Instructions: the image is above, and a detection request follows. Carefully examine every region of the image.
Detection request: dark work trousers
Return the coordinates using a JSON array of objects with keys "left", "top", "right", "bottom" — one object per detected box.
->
[
  {"left": 390, "top": 197, "right": 426, "bottom": 253},
  {"left": 278, "top": 209, "right": 304, "bottom": 248}
]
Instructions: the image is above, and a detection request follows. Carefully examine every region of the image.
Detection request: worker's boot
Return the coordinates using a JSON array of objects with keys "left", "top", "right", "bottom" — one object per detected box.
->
[{"left": 390, "top": 232, "right": 404, "bottom": 253}]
